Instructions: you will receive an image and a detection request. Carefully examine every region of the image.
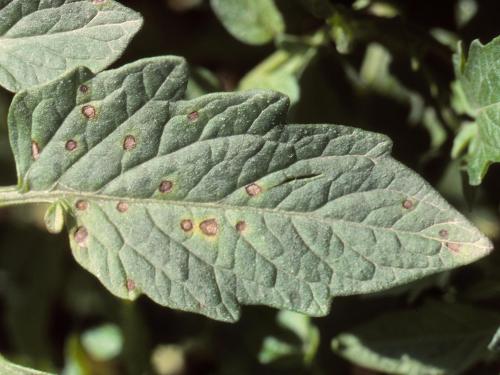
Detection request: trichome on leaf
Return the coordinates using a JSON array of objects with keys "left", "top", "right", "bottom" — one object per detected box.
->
[{"left": 4, "top": 56, "right": 492, "bottom": 322}]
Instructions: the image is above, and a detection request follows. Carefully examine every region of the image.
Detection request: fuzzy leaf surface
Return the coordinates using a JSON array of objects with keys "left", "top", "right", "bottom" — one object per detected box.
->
[
  {"left": 8, "top": 56, "right": 493, "bottom": 322},
  {"left": 332, "top": 302, "right": 500, "bottom": 375},
  {"left": 455, "top": 35, "right": 500, "bottom": 185},
  {"left": 0, "top": 0, "right": 142, "bottom": 92}
]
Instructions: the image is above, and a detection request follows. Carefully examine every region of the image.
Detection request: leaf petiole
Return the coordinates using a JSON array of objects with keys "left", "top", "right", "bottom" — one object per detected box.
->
[{"left": 0, "top": 186, "right": 57, "bottom": 208}]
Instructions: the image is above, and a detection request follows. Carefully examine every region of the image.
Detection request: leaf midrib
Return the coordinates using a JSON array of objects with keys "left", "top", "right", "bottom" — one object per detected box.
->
[{"left": 29, "top": 188, "right": 485, "bottom": 248}]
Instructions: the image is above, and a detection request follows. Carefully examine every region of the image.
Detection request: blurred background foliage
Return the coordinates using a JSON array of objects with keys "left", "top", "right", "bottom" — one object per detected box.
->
[{"left": 0, "top": 0, "right": 499, "bottom": 374}]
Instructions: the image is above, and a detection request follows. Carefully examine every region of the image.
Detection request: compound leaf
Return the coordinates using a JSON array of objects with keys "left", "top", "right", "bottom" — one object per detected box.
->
[
  {"left": 8, "top": 56, "right": 493, "bottom": 322},
  {"left": 332, "top": 302, "right": 500, "bottom": 375},
  {"left": 210, "top": 0, "right": 284, "bottom": 45},
  {"left": 454, "top": 35, "right": 500, "bottom": 185},
  {"left": 0, "top": 0, "right": 143, "bottom": 92}
]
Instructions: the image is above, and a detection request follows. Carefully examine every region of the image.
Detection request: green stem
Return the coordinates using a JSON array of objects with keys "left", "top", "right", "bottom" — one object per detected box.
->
[{"left": 0, "top": 186, "right": 57, "bottom": 208}]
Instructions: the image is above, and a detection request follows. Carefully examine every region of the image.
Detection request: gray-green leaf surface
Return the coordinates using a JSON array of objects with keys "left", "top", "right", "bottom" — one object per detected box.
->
[
  {"left": 0, "top": 0, "right": 142, "bottom": 92},
  {"left": 454, "top": 35, "right": 500, "bottom": 185},
  {"left": 332, "top": 302, "right": 500, "bottom": 375},
  {"left": 8, "top": 56, "right": 493, "bottom": 322}
]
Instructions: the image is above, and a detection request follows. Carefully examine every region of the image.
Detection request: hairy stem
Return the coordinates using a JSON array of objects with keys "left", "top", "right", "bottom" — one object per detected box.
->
[{"left": 0, "top": 186, "right": 57, "bottom": 208}]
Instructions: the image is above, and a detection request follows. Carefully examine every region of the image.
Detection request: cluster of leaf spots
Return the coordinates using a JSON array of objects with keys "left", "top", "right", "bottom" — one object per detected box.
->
[{"left": 6, "top": 55, "right": 492, "bottom": 322}]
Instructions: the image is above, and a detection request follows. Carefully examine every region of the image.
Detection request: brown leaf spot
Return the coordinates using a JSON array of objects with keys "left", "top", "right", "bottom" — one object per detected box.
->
[
  {"left": 79, "top": 84, "right": 89, "bottom": 94},
  {"left": 187, "top": 111, "right": 199, "bottom": 121},
  {"left": 159, "top": 180, "right": 173, "bottom": 193},
  {"left": 123, "top": 135, "right": 136, "bottom": 151},
  {"left": 126, "top": 279, "right": 136, "bottom": 291},
  {"left": 32, "top": 141, "right": 40, "bottom": 160},
  {"left": 116, "top": 201, "right": 129, "bottom": 213},
  {"left": 75, "top": 200, "right": 89, "bottom": 211},
  {"left": 235, "top": 221, "right": 246, "bottom": 233},
  {"left": 65, "top": 140, "right": 78, "bottom": 151},
  {"left": 200, "top": 219, "right": 218, "bottom": 236},
  {"left": 446, "top": 242, "right": 461, "bottom": 253},
  {"left": 245, "top": 183, "right": 262, "bottom": 197},
  {"left": 439, "top": 229, "right": 449, "bottom": 239},
  {"left": 402, "top": 199, "right": 414, "bottom": 209},
  {"left": 180, "top": 219, "right": 193, "bottom": 232},
  {"left": 82, "top": 105, "right": 96, "bottom": 119},
  {"left": 74, "top": 226, "right": 88, "bottom": 247}
]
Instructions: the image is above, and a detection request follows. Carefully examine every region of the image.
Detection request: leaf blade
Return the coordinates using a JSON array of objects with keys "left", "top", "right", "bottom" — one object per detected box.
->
[
  {"left": 455, "top": 35, "right": 500, "bottom": 185},
  {"left": 0, "top": 0, "right": 143, "bottom": 92},
  {"left": 8, "top": 57, "right": 493, "bottom": 322},
  {"left": 210, "top": 0, "right": 284, "bottom": 45},
  {"left": 331, "top": 302, "right": 500, "bottom": 375}
]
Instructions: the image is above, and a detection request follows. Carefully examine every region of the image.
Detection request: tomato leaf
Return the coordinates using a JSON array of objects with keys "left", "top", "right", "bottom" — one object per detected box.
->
[
  {"left": 210, "top": 0, "right": 284, "bottom": 45},
  {"left": 0, "top": 0, "right": 142, "bottom": 92},
  {"left": 454, "top": 35, "right": 500, "bottom": 185},
  {"left": 8, "top": 56, "right": 493, "bottom": 322},
  {"left": 332, "top": 302, "right": 500, "bottom": 375}
]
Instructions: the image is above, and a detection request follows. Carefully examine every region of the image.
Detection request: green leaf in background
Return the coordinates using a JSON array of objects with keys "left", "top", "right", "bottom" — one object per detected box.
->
[
  {"left": 358, "top": 43, "right": 426, "bottom": 126},
  {"left": 81, "top": 324, "right": 123, "bottom": 361},
  {"left": 63, "top": 324, "right": 124, "bottom": 375},
  {"left": 0, "top": 0, "right": 143, "bottom": 92},
  {"left": 210, "top": 0, "right": 284, "bottom": 45},
  {"left": 0, "top": 354, "right": 55, "bottom": 375},
  {"left": 331, "top": 302, "right": 500, "bottom": 375},
  {"left": 239, "top": 33, "right": 323, "bottom": 104},
  {"left": 259, "top": 337, "right": 297, "bottom": 365},
  {"left": 7, "top": 56, "right": 493, "bottom": 322},
  {"left": 186, "top": 66, "right": 222, "bottom": 100},
  {"left": 451, "top": 122, "right": 477, "bottom": 159},
  {"left": 489, "top": 327, "right": 500, "bottom": 352},
  {"left": 259, "top": 310, "right": 319, "bottom": 365},
  {"left": 151, "top": 345, "right": 186, "bottom": 375},
  {"left": 455, "top": 0, "right": 478, "bottom": 28},
  {"left": 454, "top": 35, "right": 500, "bottom": 185}
]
